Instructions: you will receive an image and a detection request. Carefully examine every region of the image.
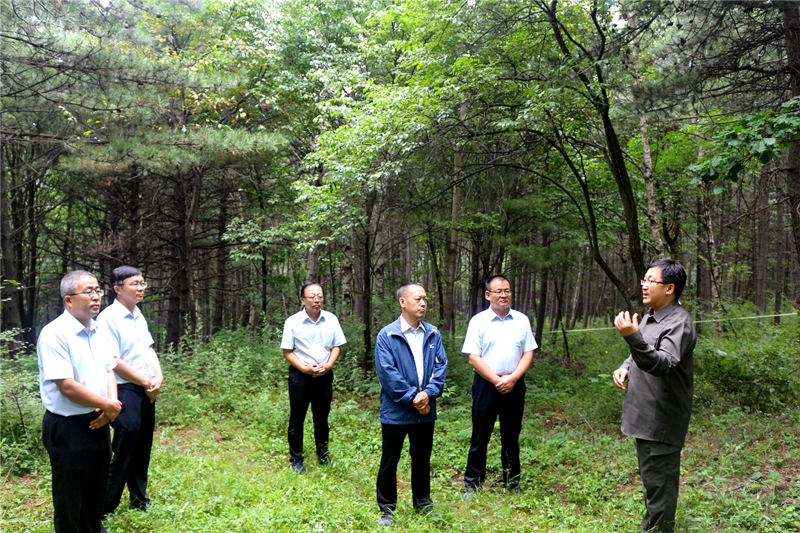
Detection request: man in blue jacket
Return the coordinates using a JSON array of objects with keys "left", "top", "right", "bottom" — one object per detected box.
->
[{"left": 374, "top": 282, "right": 448, "bottom": 527}]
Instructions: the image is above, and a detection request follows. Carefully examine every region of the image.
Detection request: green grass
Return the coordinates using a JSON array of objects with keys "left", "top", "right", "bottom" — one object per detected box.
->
[{"left": 2, "top": 323, "right": 800, "bottom": 532}]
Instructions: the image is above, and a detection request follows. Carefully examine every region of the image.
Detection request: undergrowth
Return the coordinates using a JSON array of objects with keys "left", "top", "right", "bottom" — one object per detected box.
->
[{"left": 1, "top": 316, "right": 799, "bottom": 532}]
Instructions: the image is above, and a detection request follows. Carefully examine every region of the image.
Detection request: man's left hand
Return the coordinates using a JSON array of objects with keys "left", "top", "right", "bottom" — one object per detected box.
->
[{"left": 614, "top": 311, "right": 639, "bottom": 337}]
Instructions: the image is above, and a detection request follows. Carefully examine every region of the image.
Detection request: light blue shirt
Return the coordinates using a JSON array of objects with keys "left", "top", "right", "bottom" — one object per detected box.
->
[
  {"left": 461, "top": 308, "right": 537, "bottom": 376},
  {"left": 281, "top": 308, "right": 346, "bottom": 366},
  {"left": 400, "top": 316, "right": 426, "bottom": 386},
  {"left": 96, "top": 299, "right": 156, "bottom": 385},
  {"left": 37, "top": 311, "right": 116, "bottom": 416}
]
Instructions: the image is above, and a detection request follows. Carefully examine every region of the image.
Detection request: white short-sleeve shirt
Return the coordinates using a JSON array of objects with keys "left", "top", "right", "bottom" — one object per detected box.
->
[
  {"left": 96, "top": 299, "right": 156, "bottom": 385},
  {"left": 461, "top": 308, "right": 537, "bottom": 376},
  {"left": 37, "top": 311, "right": 117, "bottom": 416},
  {"left": 281, "top": 309, "right": 347, "bottom": 366},
  {"left": 400, "top": 316, "right": 426, "bottom": 386}
]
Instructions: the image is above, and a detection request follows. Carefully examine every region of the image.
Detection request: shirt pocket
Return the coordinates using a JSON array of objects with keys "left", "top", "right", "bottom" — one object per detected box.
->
[{"left": 321, "top": 328, "right": 336, "bottom": 350}]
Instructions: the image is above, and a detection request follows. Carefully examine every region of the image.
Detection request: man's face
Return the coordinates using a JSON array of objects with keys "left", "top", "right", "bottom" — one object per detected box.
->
[
  {"left": 642, "top": 267, "right": 675, "bottom": 312},
  {"left": 485, "top": 277, "right": 512, "bottom": 311},
  {"left": 301, "top": 284, "right": 324, "bottom": 313},
  {"left": 65, "top": 276, "right": 102, "bottom": 323},
  {"left": 399, "top": 285, "right": 428, "bottom": 321},
  {"left": 115, "top": 274, "right": 146, "bottom": 306}
]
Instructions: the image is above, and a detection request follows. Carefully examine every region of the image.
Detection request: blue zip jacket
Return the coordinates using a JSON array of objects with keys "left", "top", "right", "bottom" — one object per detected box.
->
[{"left": 375, "top": 318, "right": 448, "bottom": 425}]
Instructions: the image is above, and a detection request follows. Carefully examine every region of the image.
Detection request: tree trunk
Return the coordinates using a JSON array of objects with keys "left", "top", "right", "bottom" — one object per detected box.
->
[
  {"left": 753, "top": 168, "right": 771, "bottom": 313},
  {"left": 700, "top": 186, "right": 723, "bottom": 335},
  {"left": 213, "top": 192, "right": 228, "bottom": 334},
  {"left": 0, "top": 162, "right": 22, "bottom": 339},
  {"left": 781, "top": 1, "right": 800, "bottom": 308},
  {"left": 443, "top": 99, "right": 467, "bottom": 335},
  {"left": 627, "top": 7, "right": 665, "bottom": 258},
  {"left": 341, "top": 238, "right": 354, "bottom": 318}
]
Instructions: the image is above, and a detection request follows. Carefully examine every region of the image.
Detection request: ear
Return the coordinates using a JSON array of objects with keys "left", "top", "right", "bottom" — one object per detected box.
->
[
  {"left": 665, "top": 283, "right": 675, "bottom": 295},
  {"left": 484, "top": 290, "right": 491, "bottom": 301},
  {"left": 398, "top": 297, "right": 406, "bottom": 309}
]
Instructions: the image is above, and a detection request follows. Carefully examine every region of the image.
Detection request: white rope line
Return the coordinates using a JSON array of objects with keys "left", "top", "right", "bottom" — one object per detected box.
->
[{"left": 561, "top": 312, "right": 797, "bottom": 333}]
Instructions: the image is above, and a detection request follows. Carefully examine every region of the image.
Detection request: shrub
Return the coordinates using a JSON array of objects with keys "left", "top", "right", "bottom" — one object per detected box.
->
[
  {"left": 695, "top": 321, "right": 800, "bottom": 412},
  {"left": 0, "top": 354, "right": 48, "bottom": 476}
]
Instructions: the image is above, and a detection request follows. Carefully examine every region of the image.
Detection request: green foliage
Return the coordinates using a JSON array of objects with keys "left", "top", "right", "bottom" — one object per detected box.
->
[
  {"left": 694, "top": 320, "right": 800, "bottom": 412},
  {"left": 0, "top": 354, "right": 48, "bottom": 477},
  {"left": 158, "top": 329, "right": 287, "bottom": 426},
  {"left": 690, "top": 97, "right": 800, "bottom": 183},
  {"left": 3, "top": 320, "right": 800, "bottom": 531}
]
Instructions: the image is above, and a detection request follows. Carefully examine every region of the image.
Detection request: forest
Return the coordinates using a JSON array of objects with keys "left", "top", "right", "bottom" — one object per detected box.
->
[
  {"left": 2, "top": 0, "right": 798, "bottom": 354},
  {"left": 2, "top": 0, "right": 800, "bottom": 532}
]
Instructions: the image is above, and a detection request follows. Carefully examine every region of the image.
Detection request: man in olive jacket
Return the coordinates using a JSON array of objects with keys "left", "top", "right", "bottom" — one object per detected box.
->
[
  {"left": 374, "top": 282, "right": 448, "bottom": 527},
  {"left": 613, "top": 259, "right": 696, "bottom": 533}
]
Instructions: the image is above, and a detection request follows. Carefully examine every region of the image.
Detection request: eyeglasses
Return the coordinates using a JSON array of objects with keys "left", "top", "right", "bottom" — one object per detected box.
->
[
  {"left": 488, "top": 290, "right": 512, "bottom": 296},
  {"left": 68, "top": 288, "right": 105, "bottom": 297},
  {"left": 640, "top": 279, "right": 671, "bottom": 286},
  {"left": 302, "top": 295, "right": 324, "bottom": 301},
  {"left": 125, "top": 281, "right": 147, "bottom": 288}
]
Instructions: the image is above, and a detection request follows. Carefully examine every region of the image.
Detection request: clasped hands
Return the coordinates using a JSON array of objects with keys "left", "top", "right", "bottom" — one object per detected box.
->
[
  {"left": 302, "top": 362, "right": 332, "bottom": 378},
  {"left": 494, "top": 375, "right": 517, "bottom": 395},
  {"left": 90, "top": 398, "right": 123, "bottom": 430},
  {"left": 412, "top": 391, "right": 430, "bottom": 415}
]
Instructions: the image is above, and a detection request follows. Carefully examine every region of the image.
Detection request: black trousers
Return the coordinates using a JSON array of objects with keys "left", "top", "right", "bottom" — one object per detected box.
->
[
  {"left": 288, "top": 366, "right": 333, "bottom": 463},
  {"left": 464, "top": 373, "right": 526, "bottom": 489},
  {"left": 636, "top": 439, "right": 682, "bottom": 533},
  {"left": 376, "top": 421, "right": 435, "bottom": 514},
  {"left": 43, "top": 410, "right": 111, "bottom": 533},
  {"left": 104, "top": 384, "right": 155, "bottom": 514}
]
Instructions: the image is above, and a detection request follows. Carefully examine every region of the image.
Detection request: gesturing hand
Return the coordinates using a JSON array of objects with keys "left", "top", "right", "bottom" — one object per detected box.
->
[{"left": 614, "top": 311, "right": 639, "bottom": 337}]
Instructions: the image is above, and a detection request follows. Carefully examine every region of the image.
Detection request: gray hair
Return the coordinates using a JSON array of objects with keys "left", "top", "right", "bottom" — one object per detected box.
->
[
  {"left": 60, "top": 270, "right": 97, "bottom": 299},
  {"left": 396, "top": 282, "right": 424, "bottom": 300}
]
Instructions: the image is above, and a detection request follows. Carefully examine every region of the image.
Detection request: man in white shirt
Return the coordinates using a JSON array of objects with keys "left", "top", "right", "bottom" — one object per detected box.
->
[
  {"left": 38, "top": 270, "right": 122, "bottom": 533},
  {"left": 281, "top": 282, "right": 346, "bottom": 473},
  {"left": 97, "top": 266, "right": 164, "bottom": 515},
  {"left": 462, "top": 275, "right": 536, "bottom": 495}
]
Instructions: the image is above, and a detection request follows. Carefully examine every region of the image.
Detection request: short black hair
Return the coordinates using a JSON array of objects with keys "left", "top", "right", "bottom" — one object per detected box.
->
[
  {"left": 397, "top": 282, "right": 423, "bottom": 300},
  {"left": 484, "top": 275, "right": 511, "bottom": 292},
  {"left": 300, "top": 282, "right": 323, "bottom": 299},
  {"left": 110, "top": 266, "right": 142, "bottom": 287},
  {"left": 649, "top": 258, "right": 687, "bottom": 300}
]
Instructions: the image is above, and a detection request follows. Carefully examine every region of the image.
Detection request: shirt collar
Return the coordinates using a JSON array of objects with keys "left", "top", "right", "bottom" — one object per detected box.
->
[
  {"left": 490, "top": 308, "right": 514, "bottom": 321},
  {"left": 112, "top": 297, "right": 140, "bottom": 319},
  {"left": 302, "top": 308, "right": 324, "bottom": 324},
  {"left": 63, "top": 309, "right": 98, "bottom": 335},
  {"left": 400, "top": 316, "right": 425, "bottom": 334},
  {"left": 650, "top": 300, "right": 681, "bottom": 323}
]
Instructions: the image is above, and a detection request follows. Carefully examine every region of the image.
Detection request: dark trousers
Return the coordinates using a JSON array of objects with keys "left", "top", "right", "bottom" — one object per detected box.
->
[
  {"left": 288, "top": 366, "right": 333, "bottom": 463},
  {"left": 636, "top": 439, "right": 682, "bottom": 533},
  {"left": 376, "top": 422, "right": 435, "bottom": 514},
  {"left": 104, "top": 384, "right": 155, "bottom": 514},
  {"left": 464, "top": 373, "right": 526, "bottom": 489},
  {"left": 43, "top": 410, "right": 111, "bottom": 533}
]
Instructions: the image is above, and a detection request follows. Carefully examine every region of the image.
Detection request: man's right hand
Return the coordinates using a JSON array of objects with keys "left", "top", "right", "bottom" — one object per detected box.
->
[
  {"left": 103, "top": 399, "right": 123, "bottom": 422},
  {"left": 612, "top": 368, "right": 629, "bottom": 390}
]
